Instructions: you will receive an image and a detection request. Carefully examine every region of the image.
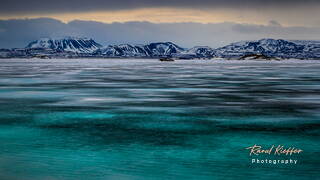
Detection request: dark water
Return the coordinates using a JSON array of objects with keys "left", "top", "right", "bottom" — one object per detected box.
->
[{"left": 0, "top": 59, "right": 319, "bottom": 180}]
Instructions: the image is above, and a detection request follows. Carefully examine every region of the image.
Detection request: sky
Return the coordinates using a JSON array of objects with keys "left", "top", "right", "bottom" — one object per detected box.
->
[{"left": 0, "top": 0, "right": 320, "bottom": 48}]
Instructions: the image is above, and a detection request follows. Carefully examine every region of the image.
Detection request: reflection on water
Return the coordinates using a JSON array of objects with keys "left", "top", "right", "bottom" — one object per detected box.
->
[{"left": 0, "top": 59, "right": 319, "bottom": 179}]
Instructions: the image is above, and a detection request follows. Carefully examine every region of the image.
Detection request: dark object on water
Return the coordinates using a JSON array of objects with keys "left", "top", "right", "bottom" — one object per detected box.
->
[
  {"left": 159, "top": 58, "right": 175, "bottom": 62},
  {"left": 33, "top": 54, "right": 51, "bottom": 59}
]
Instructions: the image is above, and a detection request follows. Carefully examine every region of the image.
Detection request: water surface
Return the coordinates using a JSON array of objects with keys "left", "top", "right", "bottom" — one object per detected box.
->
[{"left": 0, "top": 59, "right": 319, "bottom": 179}]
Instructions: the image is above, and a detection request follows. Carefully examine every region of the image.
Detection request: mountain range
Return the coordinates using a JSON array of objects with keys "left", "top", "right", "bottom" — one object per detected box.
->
[{"left": 1, "top": 37, "right": 320, "bottom": 59}]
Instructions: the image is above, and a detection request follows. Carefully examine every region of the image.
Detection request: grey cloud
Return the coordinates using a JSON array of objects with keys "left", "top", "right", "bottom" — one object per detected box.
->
[
  {"left": 0, "top": 18, "right": 320, "bottom": 48},
  {"left": 0, "top": 0, "right": 319, "bottom": 15},
  {"left": 231, "top": 23, "right": 320, "bottom": 36},
  {"left": 0, "top": 18, "right": 81, "bottom": 48}
]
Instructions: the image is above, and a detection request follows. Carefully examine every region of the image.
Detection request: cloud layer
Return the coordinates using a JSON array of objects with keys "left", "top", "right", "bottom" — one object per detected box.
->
[
  {"left": 1, "top": 0, "right": 320, "bottom": 15},
  {"left": 0, "top": 18, "right": 320, "bottom": 48}
]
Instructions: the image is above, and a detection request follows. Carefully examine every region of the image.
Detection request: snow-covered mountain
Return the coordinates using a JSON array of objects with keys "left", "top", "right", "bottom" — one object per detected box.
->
[
  {"left": 215, "top": 39, "right": 307, "bottom": 58},
  {"left": 96, "top": 42, "right": 185, "bottom": 57},
  {"left": 144, "top": 42, "right": 185, "bottom": 56},
  {"left": 96, "top": 44, "right": 148, "bottom": 57},
  {"left": 26, "top": 37, "right": 102, "bottom": 53},
  {"left": 182, "top": 46, "right": 215, "bottom": 58},
  {"left": 292, "top": 40, "right": 320, "bottom": 58},
  {"left": 213, "top": 38, "right": 320, "bottom": 59}
]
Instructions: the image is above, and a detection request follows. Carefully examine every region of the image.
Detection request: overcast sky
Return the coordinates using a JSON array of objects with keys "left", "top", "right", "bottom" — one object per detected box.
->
[
  {"left": 1, "top": 18, "right": 320, "bottom": 49},
  {"left": 0, "top": 0, "right": 320, "bottom": 48},
  {"left": 1, "top": 1, "right": 320, "bottom": 26},
  {"left": 1, "top": 0, "right": 319, "bottom": 15}
]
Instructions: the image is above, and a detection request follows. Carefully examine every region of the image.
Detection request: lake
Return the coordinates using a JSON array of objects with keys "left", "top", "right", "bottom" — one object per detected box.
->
[{"left": 0, "top": 59, "right": 319, "bottom": 179}]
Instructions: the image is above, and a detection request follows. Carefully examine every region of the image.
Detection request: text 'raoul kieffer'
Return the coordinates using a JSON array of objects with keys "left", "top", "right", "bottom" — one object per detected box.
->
[{"left": 246, "top": 144, "right": 303, "bottom": 156}]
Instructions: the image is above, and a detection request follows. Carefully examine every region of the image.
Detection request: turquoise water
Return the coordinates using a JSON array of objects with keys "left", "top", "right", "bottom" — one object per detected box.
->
[{"left": 0, "top": 59, "right": 319, "bottom": 179}]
